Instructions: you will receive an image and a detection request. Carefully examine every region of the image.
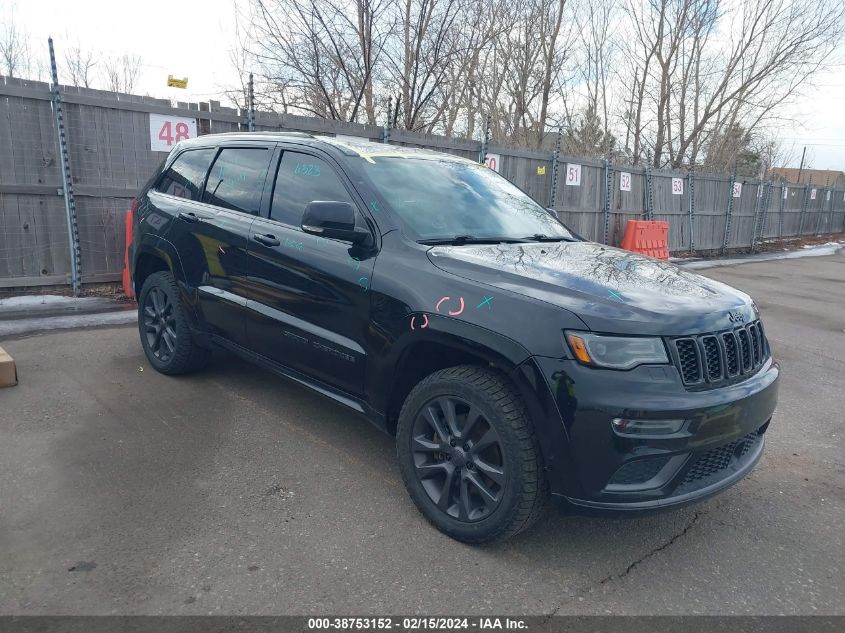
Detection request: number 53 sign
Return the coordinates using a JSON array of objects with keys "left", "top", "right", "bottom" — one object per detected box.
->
[{"left": 150, "top": 113, "right": 197, "bottom": 152}]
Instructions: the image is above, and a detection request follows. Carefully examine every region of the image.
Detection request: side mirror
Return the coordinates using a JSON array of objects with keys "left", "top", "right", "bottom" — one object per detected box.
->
[{"left": 301, "top": 201, "right": 371, "bottom": 245}]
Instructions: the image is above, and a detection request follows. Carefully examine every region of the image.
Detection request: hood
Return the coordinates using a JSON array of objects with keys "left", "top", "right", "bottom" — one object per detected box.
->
[{"left": 427, "top": 241, "right": 757, "bottom": 335}]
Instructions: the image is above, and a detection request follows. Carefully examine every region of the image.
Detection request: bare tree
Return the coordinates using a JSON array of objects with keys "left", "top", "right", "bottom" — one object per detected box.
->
[
  {"left": 0, "top": 13, "right": 30, "bottom": 78},
  {"left": 247, "top": 0, "right": 392, "bottom": 122},
  {"left": 386, "top": 0, "right": 464, "bottom": 131},
  {"left": 227, "top": 0, "right": 843, "bottom": 159},
  {"left": 624, "top": 0, "right": 844, "bottom": 168},
  {"left": 64, "top": 42, "right": 97, "bottom": 88},
  {"left": 488, "top": 0, "right": 572, "bottom": 147},
  {"left": 425, "top": 0, "right": 504, "bottom": 137},
  {"left": 102, "top": 53, "right": 141, "bottom": 93}
]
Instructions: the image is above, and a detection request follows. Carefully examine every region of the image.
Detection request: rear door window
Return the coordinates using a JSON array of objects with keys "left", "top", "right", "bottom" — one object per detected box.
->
[
  {"left": 202, "top": 147, "right": 273, "bottom": 215},
  {"left": 156, "top": 148, "right": 216, "bottom": 201},
  {"left": 270, "top": 152, "right": 356, "bottom": 226}
]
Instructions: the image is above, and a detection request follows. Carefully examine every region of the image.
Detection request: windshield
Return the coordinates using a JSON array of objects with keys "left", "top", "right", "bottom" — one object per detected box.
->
[{"left": 358, "top": 157, "right": 574, "bottom": 242}]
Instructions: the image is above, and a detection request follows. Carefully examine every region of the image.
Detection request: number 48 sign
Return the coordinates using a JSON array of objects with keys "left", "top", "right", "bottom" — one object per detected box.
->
[{"left": 150, "top": 113, "right": 197, "bottom": 152}]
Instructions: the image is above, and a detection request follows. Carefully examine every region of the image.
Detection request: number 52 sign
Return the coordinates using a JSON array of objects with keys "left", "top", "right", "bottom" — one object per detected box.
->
[{"left": 150, "top": 113, "right": 197, "bottom": 152}]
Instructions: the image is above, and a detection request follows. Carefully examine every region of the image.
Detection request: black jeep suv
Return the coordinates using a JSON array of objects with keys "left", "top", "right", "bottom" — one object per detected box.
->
[{"left": 129, "top": 133, "right": 779, "bottom": 543}]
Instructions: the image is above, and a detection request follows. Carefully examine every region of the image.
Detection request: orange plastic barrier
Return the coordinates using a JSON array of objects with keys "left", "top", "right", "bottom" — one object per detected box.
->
[
  {"left": 122, "top": 207, "right": 134, "bottom": 299},
  {"left": 620, "top": 220, "right": 669, "bottom": 259}
]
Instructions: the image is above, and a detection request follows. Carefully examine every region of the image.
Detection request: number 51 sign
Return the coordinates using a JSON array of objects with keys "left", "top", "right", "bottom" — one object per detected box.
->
[{"left": 150, "top": 113, "right": 197, "bottom": 152}]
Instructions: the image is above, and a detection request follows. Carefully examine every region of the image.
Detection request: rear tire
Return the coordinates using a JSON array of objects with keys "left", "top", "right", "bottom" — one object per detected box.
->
[
  {"left": 138, "top": 271, "right": 211, "bottom": 375},
  {"left": 396, "top": 365, "right": 548, "bottom": 544}
]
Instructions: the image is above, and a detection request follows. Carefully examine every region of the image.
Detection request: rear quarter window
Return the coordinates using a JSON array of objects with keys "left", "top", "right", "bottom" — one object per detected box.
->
[{"left": 156, "top": 148, "right": 216, "bottom": 201}]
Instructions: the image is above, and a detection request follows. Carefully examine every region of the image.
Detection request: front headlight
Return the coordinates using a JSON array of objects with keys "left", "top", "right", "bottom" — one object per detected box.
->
[{"left": 565, "top": 331, "right": 669, "bottom": 370}]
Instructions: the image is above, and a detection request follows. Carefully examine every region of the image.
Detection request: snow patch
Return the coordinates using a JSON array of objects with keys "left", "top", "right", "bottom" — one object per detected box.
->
[
  {"left": 681, "top": 242, "right": 843, "bottom": 270},
  {"left": 0, "top": 310, "right": 137, "bottom": 338},
  {"left": 0, "top": 295, "right": 106, "bottom": 309}
]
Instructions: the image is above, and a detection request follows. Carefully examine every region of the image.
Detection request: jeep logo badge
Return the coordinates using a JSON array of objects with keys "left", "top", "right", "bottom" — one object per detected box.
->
[{"left": 728, "top": 310, "right": 745, "bottom": 324}]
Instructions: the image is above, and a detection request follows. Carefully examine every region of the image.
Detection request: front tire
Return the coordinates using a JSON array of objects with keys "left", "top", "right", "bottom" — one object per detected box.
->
[
  {"left": 138, "top": 271, "right": 211, "bottom": 375},
  {"left": 396, "top": 365, "right": 548, "bottom": 544}
]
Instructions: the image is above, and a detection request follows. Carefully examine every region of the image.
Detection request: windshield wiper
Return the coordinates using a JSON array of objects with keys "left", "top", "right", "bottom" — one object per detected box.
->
[
  {"left": 521, "top": 234, "right": 576, "bottom": 242},
  {"left": 418, "top": 235, "right": 527, "bottom": 245}
]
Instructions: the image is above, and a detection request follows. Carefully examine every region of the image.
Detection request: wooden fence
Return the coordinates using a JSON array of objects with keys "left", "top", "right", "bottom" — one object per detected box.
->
[{"left": 1, "top": 74, "right": 843, "bottom": 289}]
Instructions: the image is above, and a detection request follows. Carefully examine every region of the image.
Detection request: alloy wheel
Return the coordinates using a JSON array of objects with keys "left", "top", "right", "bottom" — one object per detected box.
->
[
  {"left": 142, "top": 287, "right": 177, "bottom": 362},
  {"left": 410, "top": 396, "right": 506, "bottom": 522}
]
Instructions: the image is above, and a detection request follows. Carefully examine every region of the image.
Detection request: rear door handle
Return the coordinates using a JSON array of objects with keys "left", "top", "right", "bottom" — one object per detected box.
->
[
  {"left": 178, "top": 211, "right": 209, "bottom": 223},
  {"left": 253, "top": 233, "right": 281, "bottom": 247}
]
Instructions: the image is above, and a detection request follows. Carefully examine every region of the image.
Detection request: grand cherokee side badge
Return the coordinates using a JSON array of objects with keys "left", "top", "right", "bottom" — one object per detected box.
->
[{"left": 728, "top": 310, "right": 745, "bottom": 323}]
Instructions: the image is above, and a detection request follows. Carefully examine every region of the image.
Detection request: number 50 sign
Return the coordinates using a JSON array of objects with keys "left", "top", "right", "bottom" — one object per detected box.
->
[{"left": 150, "top": 113, "right": 197, "bottom": 152}]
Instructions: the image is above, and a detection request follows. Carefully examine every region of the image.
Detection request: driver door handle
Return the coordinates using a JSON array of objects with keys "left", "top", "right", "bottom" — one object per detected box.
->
[
  {"left": 178, "top": 211, "right": 209, "bottom": 223},
  {"left": 253, "top": 233, "right": 281, "bottom": 247}
]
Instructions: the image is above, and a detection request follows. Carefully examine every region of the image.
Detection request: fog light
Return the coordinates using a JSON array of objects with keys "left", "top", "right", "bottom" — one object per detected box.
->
[{"left": 611, "top": 418, "right": 686, "bottom": 435}]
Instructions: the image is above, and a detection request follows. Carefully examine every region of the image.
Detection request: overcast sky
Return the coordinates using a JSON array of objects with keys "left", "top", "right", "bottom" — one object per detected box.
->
[{"left": 9, "top": 0, "right": 845, "bottom": 171}]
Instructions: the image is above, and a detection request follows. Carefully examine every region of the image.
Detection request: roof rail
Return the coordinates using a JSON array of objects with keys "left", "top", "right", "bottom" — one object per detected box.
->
[{"left": 275, "top": 131, "right": 315, "bottom": 138}]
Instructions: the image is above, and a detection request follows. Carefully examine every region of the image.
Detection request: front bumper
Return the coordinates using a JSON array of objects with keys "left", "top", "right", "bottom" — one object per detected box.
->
[{"left": 530, "top": 355, "right": 779, "bottom": 513}]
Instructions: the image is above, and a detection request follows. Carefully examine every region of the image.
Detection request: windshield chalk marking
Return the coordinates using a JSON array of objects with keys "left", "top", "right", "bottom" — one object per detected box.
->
[
  {"left": 607, "top": 289, "right": 624, "bottom": 301},
  {"left": 476, "top": 296, "right": 494, "bottom": 309}
]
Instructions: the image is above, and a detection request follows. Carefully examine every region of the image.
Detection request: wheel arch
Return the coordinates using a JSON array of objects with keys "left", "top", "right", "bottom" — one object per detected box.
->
[
  {"left": 375, "top": 316, "right": 532, "bottom": 436},
  {"left": 131, "top": 236, "right": 185, "bottom": 297},
  {"left": 374, "top": 317, "right": 573, "bottom": 497}
]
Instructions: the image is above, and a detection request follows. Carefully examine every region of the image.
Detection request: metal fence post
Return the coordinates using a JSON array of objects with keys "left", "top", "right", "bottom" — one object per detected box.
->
[
  {"left": 247, "top": 73, "right": 256, "bottom": 132},
  {"left": 722, "top": 168, "right": 737, "bottom": 254},
  {"left": 827, "top": 188, "right": 837, "bottom": 234},
  {"left": 750, "top": 182, "right": 762, "bottom": 251},
  {"left": 48, "top": 37, "right": 81, "bottom": 296},
  {"left": 478, "top": 114, "right": 491, "bottom": 165},
  {"left": 547, "top": 127, "right": 562, "bottom": 209},
  {"left": 759, "top": 182, "right": 772, "bottom": 244},
  {"left": 814, "top": 185, "right": 828, "bottom": 235},
  {"left": 382, "top": 96, "right": 392, "bottom": 144},
  {"left": 687, "top": 169, "right": 695, "bottom": 254},
  {"left": 602, "top": 158, "right": 613, "bottom": 244},
  {"left": 644, "top": 164, "right": 654, "bottom": 220},
  {"left": 778, "top": 184, "right": 786, "bottom": 239},
  {"left": 797, "top": 184, "right": 810, "bottom": 235}
]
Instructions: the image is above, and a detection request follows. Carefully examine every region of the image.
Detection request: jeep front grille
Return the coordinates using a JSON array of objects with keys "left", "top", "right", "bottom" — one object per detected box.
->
[{"left": 670, "top": 320, "right": 770, "bottom": 388}]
